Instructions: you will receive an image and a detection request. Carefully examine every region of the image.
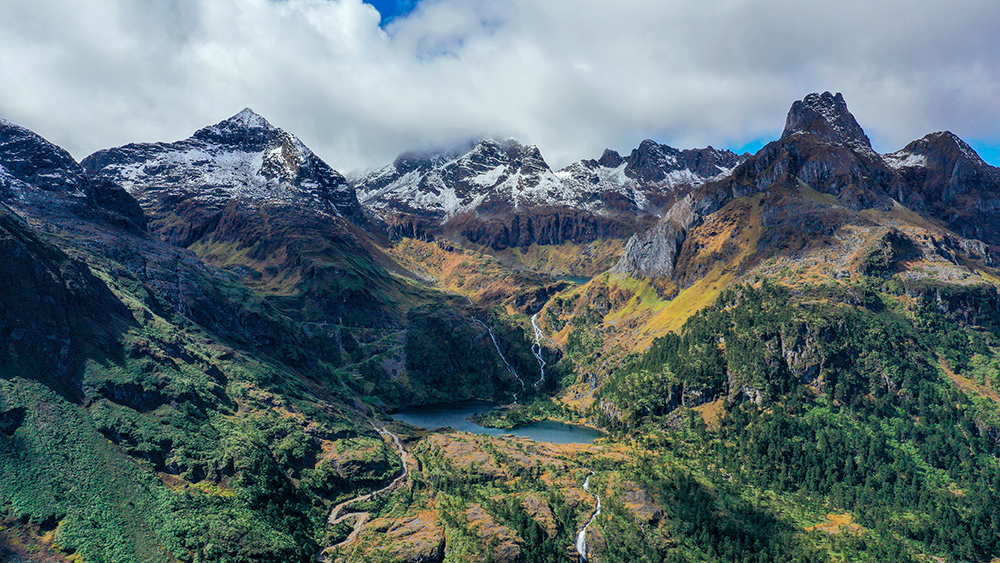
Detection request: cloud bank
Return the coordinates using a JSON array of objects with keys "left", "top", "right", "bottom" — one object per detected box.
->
[{"left": 1, "top": 0, "right": 998, "bottom": 172}]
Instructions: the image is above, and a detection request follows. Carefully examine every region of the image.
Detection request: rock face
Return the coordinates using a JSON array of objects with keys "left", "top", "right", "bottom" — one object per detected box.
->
[
  {"left": 886, "top": 131, "right": 1000, "bottom": 244},
  {"left": 781, "top": 91, "right": 874, "bottom": 155},
  {"left": 612, "top": 91, "right": 1000, "bottom": 285},
  {"left": 82, "top": 108, "right": 367, "bottom": 246},
  {"left": 1, "top": 119, "right": 146, "bottom": 231},
  {"left": 612, "top": 195, "right": 699, "bottom": 278},
  {"left": 355, "top": 137, "right": 743, "bottom": 249}
]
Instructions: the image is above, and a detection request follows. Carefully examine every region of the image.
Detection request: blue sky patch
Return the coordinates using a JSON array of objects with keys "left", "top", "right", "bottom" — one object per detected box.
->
[
  {"left": 968, "top": 140, "right": 1000, "bottom": 167},
  {"left": 365, "top": 0, "right": 418, "bottom": 25},
  {"left": 730, "top": 137, "right": 771, "bottom": 156}
]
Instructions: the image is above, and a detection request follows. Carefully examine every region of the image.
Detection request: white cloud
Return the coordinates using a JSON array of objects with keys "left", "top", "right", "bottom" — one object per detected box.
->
[{"left": 1, "top": 0, "right": 998, "bottom": 172}]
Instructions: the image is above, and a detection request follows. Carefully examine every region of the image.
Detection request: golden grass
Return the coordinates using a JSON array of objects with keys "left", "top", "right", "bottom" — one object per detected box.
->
[
  {"left": 692, "top": 398, "right": 725, "bottom": 431},
  {"left": 385, "top": 238, "right": 537, "bottom": 306},
  {"left": 860, "top": 200, "right": 946, "bottom": 232},
  {"left": 796, "top": 182, "right": 842, "bottom": 207},
  {"left": 494, "top": 239, "right": 625, "bottom": 277},
  {"left": 977, "top": 270, "right": 1000, "bottom": 288},
  {"left": 805, "top": 513, "right": 862, "bottom": 535}
]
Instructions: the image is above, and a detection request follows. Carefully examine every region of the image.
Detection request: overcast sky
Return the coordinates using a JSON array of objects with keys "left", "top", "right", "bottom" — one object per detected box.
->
[{"left": 1, "top": 0, "right": 998, "bottom": 173}]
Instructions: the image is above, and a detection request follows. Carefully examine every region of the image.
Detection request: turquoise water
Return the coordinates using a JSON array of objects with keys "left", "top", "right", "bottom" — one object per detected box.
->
[
  {"left": 391, "top": 401, "right": 603, "bottom": 444},
  {"left": 555, "top": 275, "right": 593, "bottom": 285}
]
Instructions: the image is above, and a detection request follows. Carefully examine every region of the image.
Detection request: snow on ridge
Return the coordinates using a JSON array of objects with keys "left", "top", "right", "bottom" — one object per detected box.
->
[
  {"left": 885, "top": 152, "right": 928, "bottom": 169},
  {"left": 472, "top": 164, "right": 508, "bottom": 187},
  {"left": 597, "top": 163, "right": 630, "bottom": 186},
  {"left": 230, "top": 108, "right": 271, "bottom": 130},
  {"left": 355, "top": 138, "right": 750, "bottom": 220}
]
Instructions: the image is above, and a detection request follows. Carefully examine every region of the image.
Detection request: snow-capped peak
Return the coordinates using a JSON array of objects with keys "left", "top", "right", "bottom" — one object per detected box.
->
[
  {"left": 82, "top": 110, "right": 364, "bottom": 244},
  {"left": 230, "top": 107, "right": 271, "bottom": 129},
  {"left": 355, "top": 137, "right": 745, "bottom": 224}
]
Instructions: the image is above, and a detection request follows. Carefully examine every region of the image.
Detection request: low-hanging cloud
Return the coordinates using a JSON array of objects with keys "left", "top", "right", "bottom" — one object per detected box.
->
[{"left": 1, "top": 0, "right": 998, "bottom": 172}]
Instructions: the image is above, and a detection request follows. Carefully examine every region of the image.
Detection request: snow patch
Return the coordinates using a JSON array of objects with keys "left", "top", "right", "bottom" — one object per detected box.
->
[{"left": 885, "top": 152, "right": 928, "bottom": 169}]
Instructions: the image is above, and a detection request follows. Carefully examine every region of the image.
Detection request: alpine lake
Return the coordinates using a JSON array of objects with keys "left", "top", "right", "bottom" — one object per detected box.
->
[{"left": 391, "top": 401, "right": 604, "bottom": 444}]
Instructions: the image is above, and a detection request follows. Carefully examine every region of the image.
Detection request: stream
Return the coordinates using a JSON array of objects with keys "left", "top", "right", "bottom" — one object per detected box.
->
[
  {"left": 576, "top": 473, "right": 602, "bottom": 563},
  {"left": 473, "top": 318, "right": 525, "bottom": 403},
  {"left": 530, "top": 312, "right": 546, "bottom": 388}
]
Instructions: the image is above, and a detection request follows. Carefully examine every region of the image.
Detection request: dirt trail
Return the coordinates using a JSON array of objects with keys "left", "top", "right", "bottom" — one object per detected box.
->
[{"left": 319, "top": 421, "right": 412, "bottom": 559}]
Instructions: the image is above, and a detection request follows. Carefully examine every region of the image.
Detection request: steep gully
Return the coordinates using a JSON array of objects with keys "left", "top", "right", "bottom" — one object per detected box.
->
[
  {"left": 447, "top": 291, "right": 527, "bottom": 403},
  {"left": 472, "top": 310, "right": 547, "bottom": 404}
]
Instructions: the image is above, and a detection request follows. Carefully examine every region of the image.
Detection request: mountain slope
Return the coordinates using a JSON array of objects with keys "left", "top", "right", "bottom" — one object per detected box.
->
[
  {"left": 1, "top": 115, "right": 548, "bottom": 563},
  {"left": 613, "top": 92, "right": 989, "bottom": 285},
  {"left": 82, "top": 108, "right": 366, "bottom": 245},
  {"left": 539, "top": 92, "right": 999, "bottom": 387},
  {"left": 355, "top": 137, "right": 743, "bottom": 252},
  {"left": 886, "top": 130, "right": 1000, "bottom": 243},
  {"left": 6, "top": 92, "right": 1000, "bottom": 563},
  {"left": 82, "top": 109, "right": 415, "bottom": 326}
]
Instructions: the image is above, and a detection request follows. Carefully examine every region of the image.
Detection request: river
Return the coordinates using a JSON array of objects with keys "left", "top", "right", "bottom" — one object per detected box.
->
[{"left": 391, "top": 401, "right": 603, "bottom": 444}]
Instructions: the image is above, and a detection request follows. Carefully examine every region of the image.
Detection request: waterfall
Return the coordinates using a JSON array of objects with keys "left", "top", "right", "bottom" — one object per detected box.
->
[
  {"left": 474, "top": 318, "right": 525, "bottom": 403},
  {"left": 576, "top": 473, "right": 602, "bottom": 562},
  {"left": 530, "top": 313, "right": 546, "bottom": 388}
]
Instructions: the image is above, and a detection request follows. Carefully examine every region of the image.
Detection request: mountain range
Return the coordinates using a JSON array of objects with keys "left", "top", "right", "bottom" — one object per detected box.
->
[{"left": 3, "top": 92, "right": 1000, "bottom": 563}]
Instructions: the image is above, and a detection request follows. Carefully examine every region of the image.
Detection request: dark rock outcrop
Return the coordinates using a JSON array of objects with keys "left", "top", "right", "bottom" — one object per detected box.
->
[
  {"left": 0, "top": 407, "right": 25, "bottom": 436},
  {"left": 613, "top": 91, "right": 902, "bottom": 281},
  {"left": 1, "top": 119, "right": 146, "bottom": 231},
  {"left": 886, "top": 131, "right": 1000, "bottom": 244},
  {"left": 781, "top": 91, "right": 874, "bottom": 154},
  {"left": 623, "top": 140, "right": 745, "bottom": 185}
]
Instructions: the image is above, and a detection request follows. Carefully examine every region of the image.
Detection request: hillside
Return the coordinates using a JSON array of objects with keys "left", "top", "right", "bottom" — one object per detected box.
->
[
  {"left": 0, "top": 115, "right": 548, "bottom": 562},
  {"left": 3, "top": 92, "right": 1000, "bottom": 563}
]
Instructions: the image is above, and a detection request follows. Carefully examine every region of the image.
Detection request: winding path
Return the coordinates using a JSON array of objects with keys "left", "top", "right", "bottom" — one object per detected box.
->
[{"left": 319, "top": 421, "right": 412, "bottom": 560}]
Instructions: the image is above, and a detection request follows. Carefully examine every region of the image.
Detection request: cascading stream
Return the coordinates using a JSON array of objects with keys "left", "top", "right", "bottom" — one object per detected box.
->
[
  {"left": 575, "top": 472, "right": 602, "bottom": 563},
  {"left": 474, "top": 318, "right": 525, "bottom": 404},
  {"left": 530, "top": 313, "right": 546, "bottom": 388}
]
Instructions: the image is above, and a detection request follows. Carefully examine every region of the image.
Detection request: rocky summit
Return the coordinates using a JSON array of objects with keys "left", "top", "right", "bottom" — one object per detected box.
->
[
  {"left": 781, "top": 91, "right": 875, "bottom": 154},
  {"left": 886, "top": 130, "right": 1000, "bottom": 243},
  {"left": 612, "top": 90, "right": 994, "bottom": 285},
  {"left": 355, "top": 136, "right": 743, "bottom": 250},
  {"left": 4, "top": 92, "right": 1000, "bottom": 563},
  {"left": 83, "top": 108, "right": 368, "bottom": 247}
]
